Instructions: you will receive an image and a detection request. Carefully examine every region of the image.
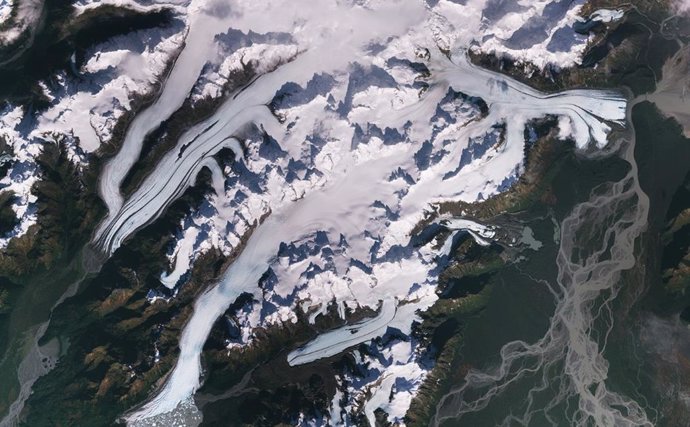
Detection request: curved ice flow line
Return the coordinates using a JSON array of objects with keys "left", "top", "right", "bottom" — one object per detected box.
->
[
  {"left": 287, "top": 298, "right": 397, "bottom": 366},
  {"left": 437, "top": 218, "right": 496, "bottom": 252},
  {"left": 442, "top": 218, "right": 496, "bottom": 239},
  {"left": 430, "top": 118, "right": 652, "bottom": 426},
  {"left": 94, "top": 129, "right": 246, "bottom": 254},
  {"left": 397, "top": 54, "right": 627, "bottom": 221},
  {"left": 97, "top": 0, "right": 428, "bottom": 241},
  {"left": 450, "top": 53, "right": 626, "bottom": 138},
  {"left": 120, "top": 51, "right": 630, "bottom": 423},
  {"left": 95, "top": 47, "right": 627, "bottom": 256},
  {"left": 125, "top": 150, "right": 414, "bottom": 422},
  {"left": 97, "top": 5, "right": 241, "bottom": 229}
]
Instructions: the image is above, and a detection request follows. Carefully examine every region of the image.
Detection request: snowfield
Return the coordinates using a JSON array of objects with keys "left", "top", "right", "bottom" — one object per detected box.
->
[
  {"left": 101, "top": 1, "right": 626, "bottom": 425},
  {"left": 0, "top": 0, "right": 187, "bottom": 249},
  {"left": 0, "top": 0, "right": 13, "bottom": 22},
  {"left": 0, "top": 0, "right": 42, "bottom": 48},
  {"left": 0, "top": 0, "right": 629, "bottom": 424}
]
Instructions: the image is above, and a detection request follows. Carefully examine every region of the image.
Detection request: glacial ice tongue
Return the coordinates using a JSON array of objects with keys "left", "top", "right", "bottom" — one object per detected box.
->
[
  {"left": 0, "top": 11, "right": 185, "bottom": 249},
  {"left": 97, "top": 48, "right": 626, "bottom": 257},
  {"left": 96, "top": 0, "right": 251, "bottom": 241},
  {"left": 50, "top": 0, "right": 631, "bottom": 425},
  {"left": 124, "top": 45, "right": 626, "bottom": 427},
  {"left": 287, "top": 298, "right": 398, "bottom": 366},
  {"left": 0, "top": 0, "right": 620, "bottom": 251}
]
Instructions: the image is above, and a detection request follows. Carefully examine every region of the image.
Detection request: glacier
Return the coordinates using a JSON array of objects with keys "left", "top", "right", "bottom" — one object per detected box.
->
[
  {"left": 93, "top": 1, "right": 628, "bottom": 425},
  {"left": 0, "top": 0, "right": 633, "bottom": 424}
]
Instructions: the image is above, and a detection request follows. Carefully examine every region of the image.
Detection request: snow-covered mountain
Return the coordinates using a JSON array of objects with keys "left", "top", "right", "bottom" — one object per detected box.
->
[
  {"left": 0, "top": 0, "right": 634, "bottom": 425},
  {"left": 0, "top": 0, "right": 625, "bottom": 250}
]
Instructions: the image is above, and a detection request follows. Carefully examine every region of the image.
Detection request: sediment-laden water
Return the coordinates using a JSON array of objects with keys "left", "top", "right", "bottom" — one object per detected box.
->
[{"left": 429, "top": 88, "right": 673, "bottom": 425}]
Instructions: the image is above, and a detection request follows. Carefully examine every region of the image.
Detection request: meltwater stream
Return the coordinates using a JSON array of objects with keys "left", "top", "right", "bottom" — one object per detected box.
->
[
  {"left": 431, "top": 109, "right": 652, "bottom": 426},
  {"left": 119, "top": 47, "right": 627, "bottom": 424}
]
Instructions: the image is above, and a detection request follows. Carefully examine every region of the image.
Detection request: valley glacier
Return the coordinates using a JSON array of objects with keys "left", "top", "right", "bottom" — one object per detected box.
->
[{"left": 0, "top": 0, "right": 638, "bottom": 425}]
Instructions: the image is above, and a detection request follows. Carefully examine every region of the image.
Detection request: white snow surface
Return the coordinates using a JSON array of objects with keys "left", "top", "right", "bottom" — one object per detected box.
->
[
  {"left": 0, "top": 0, "right": 13, "bottom": 22},
  {"left": 107, "top": 1, "right": 628, "bottom": 425},
  {"left": 34, "top": 21, "right": 185, "bottom": 153},
  {"left": 1, "top": 0, "right": 624, "bottom": 250},
  {"left": 0, "top": 3, "right": 187, "bottom": 247},
  {"left": 0, "top": 0, "right": 630, "bottom": 423}
]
